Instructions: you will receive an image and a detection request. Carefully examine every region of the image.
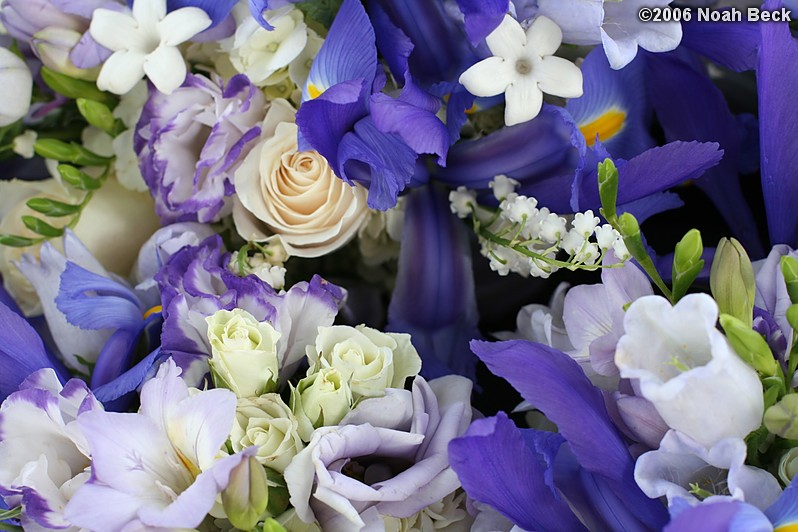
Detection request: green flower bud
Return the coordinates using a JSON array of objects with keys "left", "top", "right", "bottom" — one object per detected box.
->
[
  {"left": 290, "top": 368, "right": 353, "bottom": 441},
  {"left": 77, "top": 99, "right": 123, "bottom": 137},
  {"left": 719, "top": 314, "right": 778, "bottom": 376},
  {"left": 222, "top": 455, "right": 271, "bottom": 531},
  {"left": 597, "top": 158, "right": 619, "bottom": 224},
  {"left": 34, "top": 139, "right": 112, "bottom": 167},
  {"left": 781, "top": 256, "right": 798, "bottom": 304},
  {"left": 787, "top": 304, "right": 798, "bottom": 333},
  {"left": 672, "top": 229, "right": 704, "bottom": 301},
  {"left": 710, "top": 238, "right": 756, "bottom": 327},
  {"left": 207, "top": 308, "right": 281, "bottom": 398},
  {"left": 764, "top": 394, "right": 798, "bottom": 439}
]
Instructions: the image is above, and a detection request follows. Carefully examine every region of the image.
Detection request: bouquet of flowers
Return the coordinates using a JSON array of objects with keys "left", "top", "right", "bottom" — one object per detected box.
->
[{"left": 1, "top": 0, "right": 797, "bottom": 530}]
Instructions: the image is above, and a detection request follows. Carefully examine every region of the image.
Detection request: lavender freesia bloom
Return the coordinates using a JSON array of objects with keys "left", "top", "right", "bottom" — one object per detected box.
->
[
  {"left": 296, "top": 0, "right": 449, "bottom": 210},
  {"left": 0, "top": 370, "right": 103, "bottom": 530},
  {"left": 157, "top": 235, "right": 345, "bottom": 384},
  {"left": 284, "top": 375, "right": 472, "bottom": 531},
  {"left": 135, "top": 73, "right": 267, "bottom": 223},
  {"left": 449, "top": 340, "right": 668, "bottom": 530},
  {"left": 63, "top": 359, "right": 255, "bottom": 530}
]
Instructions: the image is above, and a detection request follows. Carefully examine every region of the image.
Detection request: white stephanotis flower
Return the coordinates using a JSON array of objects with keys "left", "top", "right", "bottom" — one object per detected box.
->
[
  {"left": 615, "top": 293, "right": 764, "bottom": 448},
  {"left": 459, "top": 15, "right": 583, "bottom": 126},
  {"left": 89, "top": 0, "right": 211, "bottom": 95},
  {"left": 537, "top": 0, "right": 682, "bottom": 69}
]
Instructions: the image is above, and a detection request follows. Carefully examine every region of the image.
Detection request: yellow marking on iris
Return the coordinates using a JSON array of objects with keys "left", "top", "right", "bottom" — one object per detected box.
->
[
  {"left": 578, "top": 108, "right": 627, "bottom": 146},
  {"left": 775, "top": 523, "right": 798, "bottom": 531},
  {"left": 308, "top": 83, "right": 323, "bottom": 99},
  {"left": 465, "top": 103, "right": 479, "bottom": 114},
  {"left": 143, "top": 305, "right": 163, "bottom": 319}
]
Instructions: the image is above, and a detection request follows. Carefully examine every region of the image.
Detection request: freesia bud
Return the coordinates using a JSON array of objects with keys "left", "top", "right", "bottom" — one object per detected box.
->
[
  {"left": 290, "top": 368, "right": 353, "bottom": 440},
  {"left": 781, "top": 256, "right": 798, "bottom": 304},
  {"left": 765, "top": 394, "right": 798, "bottom": 440},
  {"left": 719, "top": 313, "right": 779, "bottom": 376},
  {"left": 672, "top": 229, "right": 704, "bottom": 301},
  {"left": 207, "top": 308, "right": 281, "bottom": 398},
  {"left": 222, "top": 455, "right": 271, "bottom": 531},
  {"left": 0, "top": 47, "right": 32, "bottom": 126},
  {"left": 710, "top": 237, "right": 756, "bottom": 327}
]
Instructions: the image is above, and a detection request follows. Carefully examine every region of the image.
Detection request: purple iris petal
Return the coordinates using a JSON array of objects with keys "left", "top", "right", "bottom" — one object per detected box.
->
[
  {"left": 572, "top": 140, "right": 724, "bottom": 212},
  {"left": 0, "top": 301, "right": 66, "bottom": 401},
  {"left": 681, "top": 16, "right": 759, "bottom": 72},
  {"left": 620, "top": 192, "right": 685, "bottom": 224},
  {"left": 471, "top": 339, "right": 668, "bottom": 529},
  {"left": 165, "top": 0, "right": 237, "bottom": 27},
  {"left": 455, "top": 0, "right": 509, "bottom": 45},
  {"left": 302, "top": 0, "right": 377, "bottom": 101},
  {"left": 758, "top": 0, "right": 798, "bottom": 248},
  {"left": 370, "top": 92, "right": 448, "bottom": 166},
  {"left": 248, "top": 0, "right": 298, "bottom": 29},
  {"left": 449, "top": 413, "right": 585, "bottom": 531},
  {"left": 567, "top": 47, "right": 655, "bottom": 160},
  {"left": 646, "top": 51, "right": 763, "bottom": 255},
  {"left": 369, "top": 0, "right": 414, "bottom": 84},
  {"left": 388, "top": 185, "right": 480, "bottom": 379},
  {"left": 339, "top": 117, "right": 419, "bottom": 210},
  {"left": 666, "top": 499, "right": 772, "bottom": 532}
]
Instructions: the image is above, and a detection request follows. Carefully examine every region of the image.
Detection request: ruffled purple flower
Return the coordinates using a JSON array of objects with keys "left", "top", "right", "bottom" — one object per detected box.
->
[
  {"left": 135, "top": 73, "right": 268, "bottom": 223},
  {"left": 156, "top": 235, "right": 346, "bottom": 383},
  {"left": 283, "top": 375, "right": 473, "bottom": 530}
]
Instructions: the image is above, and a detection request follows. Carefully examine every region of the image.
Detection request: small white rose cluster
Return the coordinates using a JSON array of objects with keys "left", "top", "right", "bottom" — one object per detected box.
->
[{"left": 449, "top": 175, "right": 630, "bottom": 278}]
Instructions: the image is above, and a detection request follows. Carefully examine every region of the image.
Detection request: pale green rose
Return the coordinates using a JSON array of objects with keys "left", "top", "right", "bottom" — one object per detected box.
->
[
  {"left": 231, "top": 395, "right": 303, "bottom": 474},
  {"left": 306, "top": 325, "right": 421, "bottom": 399},
  {"left": 207, "top": 308, "right": 281, "bottom": 398},
  {"left": 290, "top": 368, "right": 353, "bottom": 441}
]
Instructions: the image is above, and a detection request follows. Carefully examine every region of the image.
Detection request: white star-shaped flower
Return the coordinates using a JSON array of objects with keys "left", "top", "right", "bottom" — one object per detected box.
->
[
  {"left": 459, "top": 15, "right": 583, "bottom": 126},
  {"left": 90, "top": 0, "right": 211, "bottom": 95}
]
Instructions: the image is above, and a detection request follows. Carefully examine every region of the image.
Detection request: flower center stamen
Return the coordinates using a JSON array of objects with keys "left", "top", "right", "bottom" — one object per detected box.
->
[{"left": 515, "top": 58, "right": 532, "bottom": 75}]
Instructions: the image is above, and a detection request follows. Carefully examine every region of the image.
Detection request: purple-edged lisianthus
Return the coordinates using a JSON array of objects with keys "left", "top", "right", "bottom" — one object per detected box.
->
[
  {"left": 156, "top": 235, "right": 346, "bottom": 384},
  {"left": 284, "top": 375, "right": 473, "bottom": 530},
  {"left": 135, "top": 73, "right": 268, "bottom": 223}
]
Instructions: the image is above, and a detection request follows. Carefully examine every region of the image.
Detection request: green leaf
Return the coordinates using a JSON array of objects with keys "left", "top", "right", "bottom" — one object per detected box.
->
[
  {"left": 34, "top": 139, "right": 112, "bottom": 166},
  {"left": 597, "top": 158, "right": 619, "bottom": 224},
  {"left": 0, "top": 234, "right": 38, "bottom": 247},
  {"left": 58, "top": 164, "right": 102, "bottom": 191},
  {"left": 40, "top": 67, "right": 116, "bottom": 106},
  {"left": 26, "top": 197, "right": 81, "bottom": 217},
  {"left": 671, "top": 229, "right": 704, "bottom": 302},
  {"left": 296, "top": 0, "right": 343, "bottom": 32},
  {"left": 21, "top": 216, "right": 64, "bottom": 238},
  {"left": 0, "top": 506, "right": 21, "bottom": 520}
]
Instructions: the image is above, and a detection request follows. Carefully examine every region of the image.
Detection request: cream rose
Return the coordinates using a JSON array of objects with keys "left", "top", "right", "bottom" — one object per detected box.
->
[
  {"left": 233, "top": 99, "right": 369, "bottom": 258},
  {"left": 230, "top": 395, "right": 304, "bottom": 474},
  {"left": 307, "top": 325, "right": 422, "bottom": 399},
  {"left": 290, "top": 368, "right": 353, "bottom": 441}
]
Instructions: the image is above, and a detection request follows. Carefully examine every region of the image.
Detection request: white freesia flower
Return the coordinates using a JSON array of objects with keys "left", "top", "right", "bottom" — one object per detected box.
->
[
  {"left": 615, "top": 294, "right": 764, "bottom": 448},
  {"left": 207, "top": 308, "right": 282, "bottom": 398},
  {"left": 89, "top": 0, "right": 211, "bottom": 95},
  {"left": 0, "top": 47, "right": 32, "bottom": 126},
  {"left": 459, "top": 15, "right": 582, "bottom": 126}
]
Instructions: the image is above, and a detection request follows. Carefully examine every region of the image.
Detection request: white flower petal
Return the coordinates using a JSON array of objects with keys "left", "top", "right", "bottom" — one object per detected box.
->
[
  {"left": 133, "top": 0, "right": 167, "bottom": 24},
  {"left": 634, "top": 22, "right": 683, "bottom": 53},
  {"left": 504, "top": 79, "right": 543, "bottom": 126},
  {"left": 143, "top": 45, "right": 187, "bottom": 94},
  {"left": 537, "top": 55, "right": 583, "bottom": 98},
  {"left": 96, "top": 51, "right": 146, "bottom": 95},
  {"left": 486, "top": 14, "right": 527, "bottom": 60},
  {"left": 458, "top": 56, "right": 514, "bottom": 98},
  {"left": 525, "top": 15, "right": 563, "bottom": 57},
  {"left": 536, "top": 0, "right": 604, "bottom": 45},
  {"left": 89, "top": 9, "right": 140, "bottom": 52},
  {"left": 600, "top": 26, "right": 640, "bottom": 70},
  {"left": 158, "top": 7, "right": 212, "bottom": 46}
]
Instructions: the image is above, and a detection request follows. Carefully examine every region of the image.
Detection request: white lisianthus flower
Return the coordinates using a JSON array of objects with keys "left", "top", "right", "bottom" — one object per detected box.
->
[
  {"left": 230, "top": 395, "right": 304, "bottom": 473},
  {"left": 225, "top": 7, "right": 307, "bottom": 87},
  {"left": 307, "top": 325, "right": 422, "bottom": 399},
  {"left": 233, "top": 99, "right": 369, "bottom": 258},
  {"left": 207, "top": 308, "right": 282, "bottom": 398},
  {"left": 0, "top": 47, "right": 32, "bottom": 126},
  {"left": 459, "top": 15, "right": 583, "bottom": 126},
  {"left": 89, "top": 0, "right": 211, "bottom": 95},
  {"left": 615, "top": 294, "right": 764, "bottom": 448}
]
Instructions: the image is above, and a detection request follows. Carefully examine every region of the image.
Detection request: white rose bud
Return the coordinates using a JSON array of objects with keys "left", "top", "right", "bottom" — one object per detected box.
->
[
  {"left": 307, "top": 325, "right": 422, "bottom": 399},
  {"left": 206, "top": 308, "right": 281, "bottom": 398},
  {"left": 231, "top": 395, "right": 304, "bottom": 473},
  {"left": 0, "top": 47, "right": 32, "bottom": 126},
  {"left": 233, "top": 99, "right": 369, "bottom": 258},
  {"left": 290, "top": 368, "right": 353, "bottom": 441}
]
